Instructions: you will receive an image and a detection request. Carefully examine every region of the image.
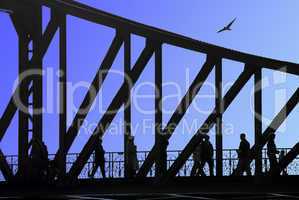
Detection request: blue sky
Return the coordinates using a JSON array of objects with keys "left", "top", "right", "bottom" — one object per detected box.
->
[{"left": 1, "top": 0, "right": 299, "bottom": 155}]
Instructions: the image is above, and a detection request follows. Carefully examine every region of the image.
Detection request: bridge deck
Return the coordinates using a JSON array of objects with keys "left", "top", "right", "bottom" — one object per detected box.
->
[{"left": 0, "top": 176, "right": 299, "bottom": 199}]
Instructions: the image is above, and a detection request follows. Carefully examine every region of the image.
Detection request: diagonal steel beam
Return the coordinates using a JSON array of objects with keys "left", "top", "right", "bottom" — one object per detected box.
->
[
  {"left": 10, "top": 10, "right": 59, "bottom": 60},
  {"left": 249, "top": 88, "right": 299, "bottom": 161},
  {"left": 137, "top": 56, "right": 217, "bottom": 177},
  {"left": 0, "top": 10, "right": 59, "bottom": 180},
  {"left": 67, "top": 42, "right": 156, "bottom": 178},
  {"left": 0, "top": 150, "right": 13, "bottom": 181},
  {"left": 32, "top": 0, "right": 299, "bottom": 75},
  {"left": 276, "top": 143, "right": 299, "bottom": 175},
  {"left": 54, "top": 34, "right": 124, "bottom": 163},
  {"left": 0, "top": 13, "right": 59, "bottom": 141},
  {"left": 39, "top": 15, "right": 60, "bottom": 58},
  {"left": 0, "top": 12, "right": 59, "bottom": 142},
  {"left": 0, "top": 96, "right": 17, "bottom": 141},
  {"left": 163, "top": 67, "right": 255, "bottom": 180}
]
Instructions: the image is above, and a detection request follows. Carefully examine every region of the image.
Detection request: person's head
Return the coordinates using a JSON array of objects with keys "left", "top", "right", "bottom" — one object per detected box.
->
[
  {"left": 128, "top": 136, "right": 134, "bottom": 142},
  {"left": 240, "top": 133, "right": 246, "bottom": 140},
  {"left": 204, "top": 135, "right": 210, "bottom": 141}
]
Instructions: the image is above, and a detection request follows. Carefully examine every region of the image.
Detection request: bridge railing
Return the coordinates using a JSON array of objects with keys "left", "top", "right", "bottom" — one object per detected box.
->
[{"left": 1, "top": 148, "right": 299, "bottom": 180}]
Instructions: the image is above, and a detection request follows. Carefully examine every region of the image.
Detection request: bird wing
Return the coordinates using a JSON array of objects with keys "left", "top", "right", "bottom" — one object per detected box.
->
[
  {"left": 217, "top": 27, "right": 226, "bottom": 33},
  {"left": 227, "top": 18, "right": 236, "bottom": 29}
]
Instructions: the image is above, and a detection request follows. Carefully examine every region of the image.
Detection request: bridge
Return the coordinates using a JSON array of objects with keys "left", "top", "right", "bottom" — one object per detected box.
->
[
  {"left": 2, "top": 148, "right": 299, "bottom": 181},
  {"left": 1, "top": 0, "right": 299, "bottom": 198}
]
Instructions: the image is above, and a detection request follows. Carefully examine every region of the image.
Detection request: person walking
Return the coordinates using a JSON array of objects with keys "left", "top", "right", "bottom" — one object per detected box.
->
[
  {"left": 191, "top": 142, "right": 202, "bottom": 176},
  {"left": 267, "top": 134, "right": 279, "bottom": 174},
  {"left": 89, "top": 138, "right": 106, "bottom": 178},
  {"left": 233, "top": 133, "right": 252, "bottom": 176},
  {"left": 197, "top": 135, "right": 214, "bottom": 176}
]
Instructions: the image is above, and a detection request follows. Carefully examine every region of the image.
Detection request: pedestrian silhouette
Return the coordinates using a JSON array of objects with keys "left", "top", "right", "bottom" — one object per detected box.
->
[
  {"left": 89, "top": 138, "right": 106, "bottom": 179},
  {"left": 156, "top": 136, "right": 169, "bottom": 176},
  {"left": 279, "top": 150, "right": 288, "bottom": 176},
  {"left": 191, "top": 142, "right": 201, "bottom": 176},
  {"left": 27, "top": 138, "right": 49, "bottom": 182},
  {"left": 127, "top": 136, "right": 139, "bottom": 178},
  {"left": 267, "top": 134, "right": 279, "bottom": 174},
  {"left": 48, "top": 159, "right": 60, "bottom": 183},
  {"left": 233, "top": 133, "right": 251, "bottom": 176},
  {"left": 197, "top": 135, "right": 214, "bottom": 176}
]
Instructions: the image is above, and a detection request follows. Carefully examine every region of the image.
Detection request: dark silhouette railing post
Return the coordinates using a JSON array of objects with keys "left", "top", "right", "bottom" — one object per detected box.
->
[{"left": 229, "top": 150, "right": 232, "bottom": 175}]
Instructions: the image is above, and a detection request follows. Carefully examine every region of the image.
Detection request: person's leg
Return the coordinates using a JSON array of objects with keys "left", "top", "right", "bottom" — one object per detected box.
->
[
  {"left": 237, "top": 158, "right": 247, "bottom": 176},
  {"left": 245, "top": 159, "right": 252, "bottom": 176},
  {"left": 269, "top": 155, "right": 279, "bottom": 175},
  {"left": 269, "top": 156, "right": 274, "bottom": 169},
  {"left": 198, "top": 160, "right": 207, "bottom": 176},
  {"left": 99, "top": 160, "right": 106, "bottom": 178},
  {"left": 191, "top": 161, "right": 199, "bottom": 176},
  {"left": 89, "top": 162, "right": 99, "bottom": 178},
  {"left": 233, "top": 159, "right": 243, "bottom": 176},
  {"left": 208, "top": 159, "right": 214, "bottom": 176}
]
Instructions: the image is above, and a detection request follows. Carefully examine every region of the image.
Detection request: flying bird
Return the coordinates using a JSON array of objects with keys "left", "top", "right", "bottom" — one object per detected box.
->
[{"left": 217, "top": 18, "right": 236, "bottom": 33}]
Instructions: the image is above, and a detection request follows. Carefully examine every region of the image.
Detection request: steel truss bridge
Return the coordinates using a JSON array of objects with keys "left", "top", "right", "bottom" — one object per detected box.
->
[
  {"left": 2, "top": 148, "right": 299, "bottom": 181},
  {"left": 1, "top": 0, "right": 299, "bottom": 188}
]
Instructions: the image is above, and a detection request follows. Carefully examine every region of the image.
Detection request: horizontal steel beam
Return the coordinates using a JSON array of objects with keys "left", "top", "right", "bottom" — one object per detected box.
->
[{"left": 14, "top": 0, "right": 298, "bottom": 75}]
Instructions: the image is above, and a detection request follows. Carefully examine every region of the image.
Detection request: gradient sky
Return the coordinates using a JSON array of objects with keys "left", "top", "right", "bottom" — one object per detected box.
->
[{"left": 1, "top": 0, "right": 299, "bottom": 156}]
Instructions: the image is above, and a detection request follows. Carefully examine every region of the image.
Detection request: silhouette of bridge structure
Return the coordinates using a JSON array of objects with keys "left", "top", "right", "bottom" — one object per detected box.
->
[
  {"left": 2, "top": 148, "right": 299, "bottom": 181},
  {"left": 1, "top": 0, "right": 299, "bottom": 194}
]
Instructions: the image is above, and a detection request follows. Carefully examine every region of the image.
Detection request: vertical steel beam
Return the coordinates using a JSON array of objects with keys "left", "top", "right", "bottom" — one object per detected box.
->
[
  {"left": 154, "top": 44, "right": 164, "bottom": 177},
  {"left": 163, "top": 67, "right": 254, "bottom": 180},
  {"left": 16, "top": 4, "right": 43, "bottom": 176},
  {"left": 254, "top": 68, "right": 262, "bottom": 176},
  {"left": 11, "top": 4, "right": 58, "bottom": 177},
  {"left": 137, "top": 56, "right": 216, "bottom": 177},
  {"left": 215, "top": 58, "right": 223, "bottom": 176},
  {"left": 31, "top": 5, "right": 43, "bottom": 142},
  {"left": 59, "top": 12, "right": 67, "bottom": 177},
  {"left": 248, "top": 90, "right": 299, "bottom": 165},
  {"left": 67, "top": 42, "right": 155, "bottom": 178},
  {"left": 124, "top": 32, "right": 132, "bottom": 178},
  {"left": 18, "top": 27, "right": 30, "bottom": 175},
  {"left": 54, "top": 35, "right": 124, "bottom": 163}
]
